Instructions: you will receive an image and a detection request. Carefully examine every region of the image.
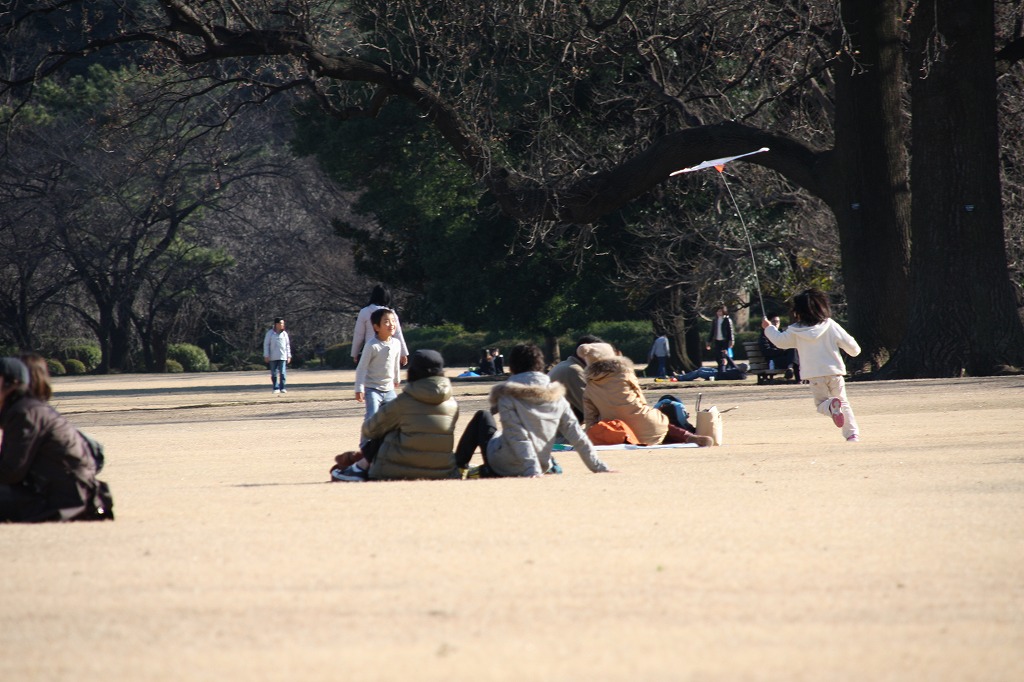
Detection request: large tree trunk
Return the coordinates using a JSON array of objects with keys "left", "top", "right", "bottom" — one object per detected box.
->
[
  {"left": 882, "top": 0, "right": 1024, "bottom": 377},
  {"left": 828, "top": 0, "right": 912, "bottom": 370}
]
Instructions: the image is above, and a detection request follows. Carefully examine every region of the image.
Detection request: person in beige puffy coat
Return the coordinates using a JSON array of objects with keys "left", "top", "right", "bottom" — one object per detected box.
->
[{"left": 578, "top": 343, "right": 711, "bottom": 447}]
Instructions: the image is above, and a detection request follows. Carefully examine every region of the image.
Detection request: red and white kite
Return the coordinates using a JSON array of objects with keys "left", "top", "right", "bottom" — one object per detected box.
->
[{"left": 670, "top": 147, "right": 769, "bottom": 176}]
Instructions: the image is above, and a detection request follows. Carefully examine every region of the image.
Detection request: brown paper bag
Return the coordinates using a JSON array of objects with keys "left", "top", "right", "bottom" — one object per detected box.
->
[{"left": 696, "top": 406, "right": 723, "bottom": 446}]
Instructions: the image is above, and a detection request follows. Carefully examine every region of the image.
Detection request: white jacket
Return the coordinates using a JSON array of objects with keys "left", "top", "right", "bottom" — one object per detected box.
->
[
  {"left": 764, "top": 319, "right": 860, "bottom": 379},
  {"left": 351, "top": 305, "right": 409, "bottom": 359},
  {"left": 263, "top": 329, "right": 291, "bottom": 361}
]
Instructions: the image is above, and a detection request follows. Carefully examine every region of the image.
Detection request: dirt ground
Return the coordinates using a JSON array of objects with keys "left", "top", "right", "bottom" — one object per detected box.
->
[{"left": 1, "top": 367, "right": 1022, "bottom": 681}]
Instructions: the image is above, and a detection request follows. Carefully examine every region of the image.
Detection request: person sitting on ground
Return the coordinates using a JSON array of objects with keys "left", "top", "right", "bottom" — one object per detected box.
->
[
  {"left": 331, "top": 349, "right": 460, "bottom": 482},
  {"left": 0, "top": 357, "right": 113, "bottom": 522},
  {"left": 758, "top": 315, "right": 800, "bottom": 381},
  {"left": 455, "top": 343, "right": 612, "bottom": 477},
  {"left": 578, "top": 343, "right": 712, "bottom": 447},
  {"left": 477, "top": 349, "right": 496, "bottom": 376},
  {"left": 548, "top": 334, "right": 603, "bottom": 422}
]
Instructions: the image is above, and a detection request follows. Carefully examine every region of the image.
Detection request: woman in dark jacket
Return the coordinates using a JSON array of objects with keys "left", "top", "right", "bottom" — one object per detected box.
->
[{"left": 0, "top": 357, "right": 111, "bottom": 522}]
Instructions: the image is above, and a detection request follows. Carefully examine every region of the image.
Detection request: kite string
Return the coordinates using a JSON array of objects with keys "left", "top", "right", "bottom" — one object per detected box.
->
[{"left": 716, "top": 170, "right": 767, "bottom": 319}]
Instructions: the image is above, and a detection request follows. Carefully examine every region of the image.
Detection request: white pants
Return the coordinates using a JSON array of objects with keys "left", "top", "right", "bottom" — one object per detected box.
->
[{"left": 809, "top": 375, "right": 859, "bottom": 439}]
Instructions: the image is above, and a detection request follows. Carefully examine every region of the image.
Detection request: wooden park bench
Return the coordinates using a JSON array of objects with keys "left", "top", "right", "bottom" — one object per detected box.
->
[{"left": 742, "top": 340, "right": 795, "bottom": 385}]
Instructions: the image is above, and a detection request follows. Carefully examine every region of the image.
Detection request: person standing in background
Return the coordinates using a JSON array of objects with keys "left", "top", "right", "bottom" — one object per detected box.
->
[
  {"left": 263, "top": 317, "right": 292, "bottom": 394},
  {"left": 706, "top": 305, "right": 736, "bottom": 372},
  {"left": 648, "top": 332, "right": 670, "bottom": 378}
]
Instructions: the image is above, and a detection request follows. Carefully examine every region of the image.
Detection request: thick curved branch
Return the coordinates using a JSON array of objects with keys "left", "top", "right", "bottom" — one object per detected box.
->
[{"left": 3, "top": 2, "right": 831, "bottom": 226}]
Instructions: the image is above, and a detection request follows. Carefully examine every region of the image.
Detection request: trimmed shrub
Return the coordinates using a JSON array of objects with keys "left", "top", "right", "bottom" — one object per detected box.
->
[
  {"left": 165, "top": 359, "right": 184, "bottom": 373},
  {"left": 167, "top": 343, "right": 210, "bottom": 372},
  {"left": 60, "top": 344, "right": 101, "bottom": 372},
  {"left": 323, "top": 343, "right": 351, "bottom": 369},
  {"left": 46, "top": 358, "right": 67, "bottom": 376},
  {"left": 64, "top": 358, "right": 87, "bottom": 375}
]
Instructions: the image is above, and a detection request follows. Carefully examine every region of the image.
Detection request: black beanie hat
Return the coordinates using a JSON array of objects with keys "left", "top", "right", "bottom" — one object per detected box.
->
[{"left": 407, "top": 349, "right": 445, "bottom": 381}]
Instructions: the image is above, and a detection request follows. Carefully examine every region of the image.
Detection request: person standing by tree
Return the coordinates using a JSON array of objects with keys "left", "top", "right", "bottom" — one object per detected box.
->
[
  {"left": 706, "top": 305, "right": 736, "bottom": 373},
  {"left": 263, "top": 317, "right": 292, "bottom": 395},
  {"left": 648, "top": 332, "right": 670, "bottom": 378}
]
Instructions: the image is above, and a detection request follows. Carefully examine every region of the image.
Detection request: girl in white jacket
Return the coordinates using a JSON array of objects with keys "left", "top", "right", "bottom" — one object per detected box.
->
[{"left": 762, "top": 289, "right": 862, "bottom": 442}]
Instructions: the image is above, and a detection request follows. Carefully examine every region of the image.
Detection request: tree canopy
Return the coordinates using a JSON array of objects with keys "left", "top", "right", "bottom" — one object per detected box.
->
[{"left": 2, "top": 0, "right": 1022, "bottom": 376}]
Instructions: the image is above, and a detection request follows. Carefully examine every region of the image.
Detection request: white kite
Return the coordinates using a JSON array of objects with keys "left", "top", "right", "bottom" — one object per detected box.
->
[
  {"left": 670, "top": 147, "right": 769, "bottom": 175},
  {"left": 669, "top": 146, "right": 772, "bottom": 317}
]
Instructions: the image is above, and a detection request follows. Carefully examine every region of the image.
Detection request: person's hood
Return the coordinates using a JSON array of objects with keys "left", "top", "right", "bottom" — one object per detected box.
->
[
  {"left": 583, "top": 355, "right": 635, "bottom": 383},
  {"left": 577, "top": 342, "right": 617, "bottom": 366},
  {"left": 403, "top": 375, "right": 453, "bottom": 405},
  {"left": 489, "top": 372, "right": 564, "bottom": 407},
  {"left": 786, "top": 319, "right": 834, "bottom": 340}
]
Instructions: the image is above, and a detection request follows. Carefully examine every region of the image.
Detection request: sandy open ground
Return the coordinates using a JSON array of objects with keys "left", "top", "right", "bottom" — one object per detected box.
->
[{"left": 1, "top": 367, "right": 1022, "bottom": 681}]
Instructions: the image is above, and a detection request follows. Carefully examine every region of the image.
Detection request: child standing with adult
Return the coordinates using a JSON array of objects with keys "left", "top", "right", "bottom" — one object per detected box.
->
[
  {"left": 354, "top": 308, "right": 403, "bottom": 425},
  {"left": 455, "top": 343, "right": 612, "bottom": 477},
  {"left": 351, "top": 285, "right": 409, "bottom": 367},
  {"left": 761, "top": 289, "right": 861, "bottom": 442}
]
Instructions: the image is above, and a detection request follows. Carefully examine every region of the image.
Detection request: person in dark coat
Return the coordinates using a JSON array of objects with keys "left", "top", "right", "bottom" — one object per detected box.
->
[{"left": 0, "top": 357, "right": 112, "bottom": 522}]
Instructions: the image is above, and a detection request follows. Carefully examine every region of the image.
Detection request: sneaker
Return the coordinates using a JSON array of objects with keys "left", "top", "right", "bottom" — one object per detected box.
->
[
  {"left": 280, "top": 389, "right": 287, "bottom": 394},
  {"left": 331, "top": 464, "right": 368, "bottom": 482},
  {"left": 829, "top": 398, "right": 845, "bottom": 428},
  {"left": 273, "top": 389, "right": 280, "bottom": 395},
  {"left": 847, "top": 434, "right": 860, "bottom": 442}
]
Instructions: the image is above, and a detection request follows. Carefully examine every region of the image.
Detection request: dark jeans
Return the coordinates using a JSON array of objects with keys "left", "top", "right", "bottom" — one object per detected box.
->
[
  {"left": 712, "top": 341, "right": 736, "bottom": 372},
  {"left": 361, "top": 437, "right": 384, "bottom": 463},
  {"left": 455, "top": 409, "right": 497, "bottom": 468},
  {"left": 763, "top": 347, "right": 797, "bottom": 369}
]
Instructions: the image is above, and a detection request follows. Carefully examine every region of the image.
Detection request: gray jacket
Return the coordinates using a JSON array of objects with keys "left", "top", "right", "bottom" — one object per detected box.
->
[{"left": 486, "top": 372, "right": 608, "bottom": 477}]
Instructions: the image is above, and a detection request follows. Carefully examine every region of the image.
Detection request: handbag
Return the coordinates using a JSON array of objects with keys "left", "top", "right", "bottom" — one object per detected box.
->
[{"left": 694, "top": 393, "right": 724, "bottom": 446}]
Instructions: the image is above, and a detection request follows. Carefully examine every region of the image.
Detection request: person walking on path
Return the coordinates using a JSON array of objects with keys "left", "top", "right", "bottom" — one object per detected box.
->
[
  {"left": 762, "top": 289, "right": 861, "bottom": 442},
  {"left": 263, "top": 317, "right": 292, "bottom": 394}
]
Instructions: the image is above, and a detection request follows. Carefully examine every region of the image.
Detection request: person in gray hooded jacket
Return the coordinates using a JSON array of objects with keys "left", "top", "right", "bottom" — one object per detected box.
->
[{"left": 455, "top": 344, "right": 611, "bottom": 478}]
